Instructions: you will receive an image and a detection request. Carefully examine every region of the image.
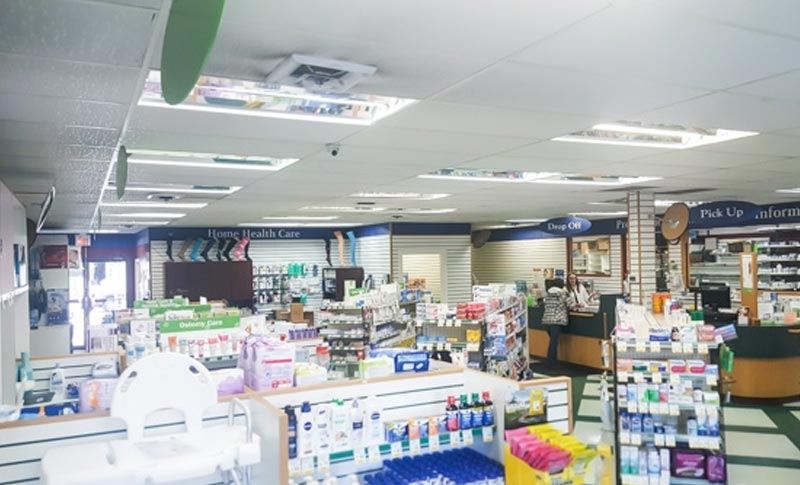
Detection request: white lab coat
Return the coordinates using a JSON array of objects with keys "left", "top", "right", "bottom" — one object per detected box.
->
[{"left": 568, "top": 284, "right": 591, "bottom": 308}]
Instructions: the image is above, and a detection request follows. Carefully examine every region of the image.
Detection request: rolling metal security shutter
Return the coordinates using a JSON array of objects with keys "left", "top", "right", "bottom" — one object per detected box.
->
[{"left": 471, "top": 238, "right": 567, "bottom": 284}]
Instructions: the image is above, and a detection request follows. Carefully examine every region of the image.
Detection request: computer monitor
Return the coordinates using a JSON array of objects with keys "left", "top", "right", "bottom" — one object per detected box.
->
[{"left": 700, "top": 284, "right": 731, "bottom": 311}]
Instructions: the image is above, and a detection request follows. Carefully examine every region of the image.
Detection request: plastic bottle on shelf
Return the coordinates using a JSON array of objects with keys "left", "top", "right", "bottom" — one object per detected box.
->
[
  {"left": 350, "top": 398, "right": 364, "bottom": 448},
  {"left": 365, "top": 395, "right": 384, "bottom": 445},
  {"left": 470, "top": 392, "right": 483, "bottom": 428},
  {"left": 285, "top": 405, "right": 298, "bottom": 459},
  {"left": 331, "top": 399, "right": 350, "bottom": 451},
  {"left": 481, "top": 391, "right": 494, "bottom": 426},
  {"left": 49, "top": 363, "right": 65, "bottom": 399},
  {"left": 445, "top": 395, "right": 460, "bottom": 432},
  {"left": 298, "top": 401, "right": 314, "bottom": 457},
  {"left": 315, "top": 403, "right": 331, "bottom": 455}
]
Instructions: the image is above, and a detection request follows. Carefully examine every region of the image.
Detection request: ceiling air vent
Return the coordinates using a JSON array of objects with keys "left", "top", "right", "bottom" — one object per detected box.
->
[{"left": 265, "top": 54, "right": 377, "bottom": 93}]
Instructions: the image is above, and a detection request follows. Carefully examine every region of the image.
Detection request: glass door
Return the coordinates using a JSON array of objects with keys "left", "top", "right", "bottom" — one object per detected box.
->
[{"left": 86, "top": 261, "right": 127, "bottom": 345}]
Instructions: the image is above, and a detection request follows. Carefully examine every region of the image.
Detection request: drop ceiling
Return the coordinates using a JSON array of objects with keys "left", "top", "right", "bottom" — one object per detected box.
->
[{"left": 1, "top": 0, "right": 800, "bottom": 231}]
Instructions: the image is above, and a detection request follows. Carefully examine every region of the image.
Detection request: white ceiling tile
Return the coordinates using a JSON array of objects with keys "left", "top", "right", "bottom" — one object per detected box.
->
[
  {"left": 751, "top": 157, "right": 800, "bottom": 173},
  {"left": 694, "top": 134, "right": 800, "bottom": 157},
  {"left": 0, "top": 93, "right": 127, "bottom": 126},
  {"left": 459, "top": 156, "right": 608, "bottom": 172},
  {"left": 0, "top": 0, "right": 156, "bottom": 67},
  {"left": 627, "top": 149, "right": 785, "bottom": 169},
  {"left": 379, "top": 101, "right": 595, "bottom": 139},
  {"left": 511, "top": 2, "right": 800, "bottom": 90},
  {"left": 343, "top": 126, "right": 532, "bottom": 156},
  {"left": 436, "top": 61, "right": 707, "bottom": 117},
  {"left": 601, "top": 162, "right": 696, "bottom": 178},
  {"left": 729, "top": 69, "right": 800, "bottom": 103},
  {"left": 502, "top": 140, "right": 667, "bottom": 162},
  {"left": 634, "top": 92, "right": 800, "bottom": 133}
]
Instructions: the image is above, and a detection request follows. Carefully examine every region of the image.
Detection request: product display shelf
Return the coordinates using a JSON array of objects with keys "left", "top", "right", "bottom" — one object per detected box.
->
[
  {"left": 484, "top": 297, "right": 529, "bottom": 380},
  {"left": 614, "top": 338, "right": 727, "bottom": 485}
]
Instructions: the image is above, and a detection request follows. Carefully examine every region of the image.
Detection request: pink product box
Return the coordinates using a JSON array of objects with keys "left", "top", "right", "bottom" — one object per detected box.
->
[
  {"left": 687, "top": 359, "right": 706, "bottom": 374},
  {"left": 79, "top": 379, "right": 118, "bottom": 413},
  {"left": 669, "top": 360, "right": 687, "bottom": 373},
  {"left": 211, "top": 368, "right": 245, "bottom": 396}
]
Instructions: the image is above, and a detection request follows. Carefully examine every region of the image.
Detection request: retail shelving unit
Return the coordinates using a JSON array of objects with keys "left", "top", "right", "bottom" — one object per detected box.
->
[
  {"left": 613, "top": 339, "right": 727, "bottom": 485},
  {"left": 757, "top": 241, "right": 800, "bottom": 292}
]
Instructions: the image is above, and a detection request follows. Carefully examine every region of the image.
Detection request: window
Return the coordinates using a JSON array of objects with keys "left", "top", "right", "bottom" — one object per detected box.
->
[{"left": 571, "top": 236, "right": 611, "bottom": 276}]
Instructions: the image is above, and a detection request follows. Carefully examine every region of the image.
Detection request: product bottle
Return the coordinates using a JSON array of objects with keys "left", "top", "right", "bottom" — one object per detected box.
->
[
  {"left": 459, "top": 394, "right": 472, "bottom": 430},
  {"left": 481, "top": 391, "right": 494, "bottom": 426},
  {"left": 365, "top": 396, "right": 384, "bottom": 445},
  {"left": 285, "top": 405, "right": 298, "bottom": 459},
  {"left": 50, "top": 363, "right": 65, "bottom": 399},
  {"left": 350, "top": 398, "right": 364, "bottom": 448},
  {"left": 316, "top": 403, "right": 331, "bottom": 454},
  {"left": 17, "top": 352, "right": 34, "bottom": 383},
  {"left": 470, "top": 392, "right": 483, "bottom": 428},
  {"left": 445, "top": 395, "right": 460, "bottom": 432},
  {"left": 298, "top": 401, "right": 314, "bottom": 457},
  {"left": 331, "top": 399, "right": 351, "bottom": 451}
]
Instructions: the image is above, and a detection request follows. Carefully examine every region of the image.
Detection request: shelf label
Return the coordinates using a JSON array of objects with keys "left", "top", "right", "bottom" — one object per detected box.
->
[
  {"left": 455, "top": 319, "right": 462, "bottom": 327},
  {"left": 628, "top": 401, "right": 638, "bottom": 413},
  {"left": 450, "top": 430, "right": 461, "bottom": 446},
  {"left": 444, "top": 342, "right": 452, "bottom": 351},
  {"left": 631, "top": 433, "right": 642, "bottom": 445},
  {"left": 669, "top": 374, "right": 680, "bottom": 385},
  {"left": 288, "top": 458, "right": 301, "bottom": 477},
  {"left": 390, "top": 442, "right": 403, "bottom": 458},
  {"left": 618, "top": 371, "right": 629, "bottom": 382},
  {"left": 462, "top": 429, "right": 474, "bottom": 445},
  {"left": 409, "top": 438, "right": 421, "bottom": 455},
  {"left": 617, "top": 341, "right": 628, "bottom": 352},
  {"left": 709, "top": 437, "right": 720, "bottom": 450},
  {"left": 354, "top": 447, "right": 368, "bottom": 464},
  {"left": 654, "top": 434, "right": 665, "bottom": 447},
  {"left": 429, "top": 434, "right": 441, "bottom": 451},
  {"left": 635, "top": 341, "right": 647, "bottom": 353},
  {"left": 652, "top": 372, "right": 662, "bottom": 384},
  {"left": 698, "top": 343, "right": 709, "bottom": 355},
  {"left": 437, "top": 319, "right": 445, "bottom": 327},
  {"left": 649, "top": 342, "right": 661, "bottom": 353},
  {"left": 620, "top": 431, "right": 631, "bottom": 444},
  {"left": 706, "top": 374, "right": 718, "bottom": 386},
  {"left": 368, "top": 445, "right": 381, "bottom": 463},
  {"left": 688, "top": 437, "right": 701, "bottom": 449},
  {"left": 683, "top": 342, "right": 693, "bottom": 354},
  {"left": 445, "top": 319, "right": 453, "bottom": 327},
  {"left": 659, "top": 403, "right": 670, "bottom": 415},
  {"left": 669, "top": 404, "right": 680, "bottom": 416},
  {"left": 482, "top": 426, "right": 494, "bottom": 443},
  {"left": 671, "top": 342, "right": 682, "bottom": 353},
  {"left": 641, "top": 402, "right": 650, "bottom": 413},
  {"left": 633, "top": 372, "right": 644, "bottom": 383},
  {"left": 301, "top": 456, "right": 315, "bottom": 474},
  {"left": 317, "top": 453, "right": 330, "bottom": 472},
  {"left": 665, "top": 434, "right": 676, "bottom": 447}
]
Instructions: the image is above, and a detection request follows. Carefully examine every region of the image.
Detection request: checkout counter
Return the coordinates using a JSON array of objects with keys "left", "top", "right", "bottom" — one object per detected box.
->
[{"left": 529, "top": 294, "right": 620, "bottom": 370}]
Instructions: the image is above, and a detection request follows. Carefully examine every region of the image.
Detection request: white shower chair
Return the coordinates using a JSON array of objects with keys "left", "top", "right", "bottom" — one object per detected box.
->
[{"left": 41, "top": 353, "right": 260, "bottom": 484}]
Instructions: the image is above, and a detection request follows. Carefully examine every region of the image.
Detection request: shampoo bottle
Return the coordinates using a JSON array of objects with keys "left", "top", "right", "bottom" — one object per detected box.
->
[
  {"left": 350, "top": 398, "right": 364, "bottom": 448},
  {"left": 50, "top": 363, "right": 65, "bottom": 399},
  {"left": 298, "top": 401, "right": 314, "bottom": 457},
  {"left": 365, "top": 395, "right": 384, "bottom": 445},
  {"left": 315, "top": 403, "right": 331, "bottom": 454},
  {"left": 331, "top": 399, "right": 350, "bottom": 451}
]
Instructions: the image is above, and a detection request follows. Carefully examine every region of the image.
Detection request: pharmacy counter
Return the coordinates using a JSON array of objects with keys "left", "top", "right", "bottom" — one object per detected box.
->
[
  {"left": 722, "top": 324, "right": 800, "bottom": 399},
  {"left": 529, "top": 294, "right": 621, "bottom": 369}
]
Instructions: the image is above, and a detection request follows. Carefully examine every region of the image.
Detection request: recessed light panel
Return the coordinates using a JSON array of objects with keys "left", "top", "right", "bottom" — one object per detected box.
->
[
  {"left": 350, "top": 192, "right": 451, "bottom": 200},
  {"left": 418, "top": 168, "right": 659, "bottom": 186},
  {"left": 101, "top": 202, "right": 207, "bottom": 209},
  {"left": 553, "top": 121, "right": 757, "bottom": 149},
  {"left": 139, "top": 71, "right": 415, "bottom": 126},
  {"left": 106, "top": 184, "right": 241, "bottom": 195},
  {"left": 390, "top": 208, "right": 456, "bottom": 215},
  {"left": 104, "top": 212, "right": 186, "bottom": 219},
  {"left": 126, "top": 149, "right": 298, "bottom": 171},
  {"left": 300, "top": 206, "right": 386, "bottom": 213},
  {"left": 262, "top": 216, "right": 339, "bottom": 221},
  {"left": 239, "top": 222, "right": 362, "bottom": 228}
]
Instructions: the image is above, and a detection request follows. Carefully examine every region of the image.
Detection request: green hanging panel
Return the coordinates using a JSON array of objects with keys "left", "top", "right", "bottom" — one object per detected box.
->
[
  {"left": 160, "top": 0, "right": 226, "bottom": 105},
  {"left": 116, "top": 145, "right": 128, "bottom": 199}
]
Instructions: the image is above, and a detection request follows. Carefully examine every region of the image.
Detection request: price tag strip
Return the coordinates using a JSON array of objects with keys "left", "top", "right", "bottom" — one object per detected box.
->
[
  {"left": 317, "top": 453, "right": 331, "bottom": 472},
  {"left": 409, "top": 438, "right": 421, "bottom": 455},
  {"left": 368, "top": 445, "right": 381, "bottom": 463},
  {"left": 429, "top": 433, "right": 441, "bottom": 451},
  {"left": 482, "top": 426, "right": 494, "bottom": 443},
  {"left": 390, "top": 442, "right": 403, "bottom": 458},
  {"left": 462, "top": 429, "right": 474, "bottom": 445},
  {"left": 450, "top": 430, "right": 461, "bottom": 446}
]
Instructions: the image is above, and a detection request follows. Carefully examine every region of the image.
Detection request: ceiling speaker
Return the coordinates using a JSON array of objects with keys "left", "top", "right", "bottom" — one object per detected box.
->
[
  {"left": 471, "top": 230, "right": 491, "bottom": 249},
  {"left": 662, "top": 202, "right": 690, "bottom": 243}
]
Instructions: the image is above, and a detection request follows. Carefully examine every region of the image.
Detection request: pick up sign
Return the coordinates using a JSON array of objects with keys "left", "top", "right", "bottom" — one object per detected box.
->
[{"left": 690, "top": 201, "right": 760, "bottom": 228}]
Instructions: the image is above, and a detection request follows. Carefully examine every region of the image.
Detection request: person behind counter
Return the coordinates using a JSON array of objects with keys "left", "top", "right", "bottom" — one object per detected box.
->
[
  {"left": 566, "top": 272, "right": 592, "bottom": 309},
  {"left": 542, "top": 279, "right": 573, "bottom": 368}
]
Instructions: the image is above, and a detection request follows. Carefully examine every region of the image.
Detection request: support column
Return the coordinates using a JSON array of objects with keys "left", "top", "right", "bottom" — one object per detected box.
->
[{"left": 627, "top": 192, "right": 657, "bottom": 309}]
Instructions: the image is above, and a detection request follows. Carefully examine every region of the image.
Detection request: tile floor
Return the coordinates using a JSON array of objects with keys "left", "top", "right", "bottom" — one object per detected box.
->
[{"left": 542, "top": 371, "right": 800, "bottom": 484}]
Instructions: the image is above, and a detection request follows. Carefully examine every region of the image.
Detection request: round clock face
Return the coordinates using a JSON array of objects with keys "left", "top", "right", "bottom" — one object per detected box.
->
[{"left": 662, "top": 203, "right": 690, "bottom": 243}]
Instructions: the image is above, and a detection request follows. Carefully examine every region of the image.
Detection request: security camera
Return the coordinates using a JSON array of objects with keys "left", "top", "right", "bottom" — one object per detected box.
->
[{"left": 326, "top": 143, "right": 341, "bottom": 157}]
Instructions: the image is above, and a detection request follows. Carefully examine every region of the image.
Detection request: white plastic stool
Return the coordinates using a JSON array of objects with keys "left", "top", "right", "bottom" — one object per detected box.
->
[{"left": 41, "top": 353, "right": 260, "bottom": 485}]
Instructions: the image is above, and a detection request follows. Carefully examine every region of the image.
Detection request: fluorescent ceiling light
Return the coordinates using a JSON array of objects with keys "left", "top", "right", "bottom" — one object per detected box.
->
[
  {"left": 350, "top": 192, "right": 451, "bottom": 200},
  {"left": 104, "top": 212, "right": 185, "bottom": 219},
  {"left": 419, "top": 168, "right": 659, "bottom": 186},
  {"left": 589, "top": 200, "right": 705, "bottom": 207},
  {"left": 777, "top": 188, "right": 800, "bottom": 194},
  {"left": 262, "top": 215, "right": 339, "bottom": 221},
  {"left": 300, "top": 206, "right": 386, "bottom": 213},
  {"left": 570, "top": 211, "right": 628, "bottom": 217},
  {"left": 553, "top": 122, "right": 758, "bottom": 149},
  {"left": 101, "top": 202, "right": 207, "bottom": 209},
  {"left": 105, "top": 220, "right": 172, "bottom": 226},
  {"left": 238, "top": 222, "right": 362, "bottom": 228},
  {"left": 139, "top": 70, "right": 415, "bottom": 126},
  {"left": 391, "top": 208, "right": 456, "bottom": 215},
  {"left": 126, "top": 149, "right": 298, "bottom": 172},
  {"left": 505, "top": 219, "right": 546, "bottom": 223},
  {"left": 105, "top": 184, "right": 241, "bottom": 195},
  {"left": 38, "top": 229, "right": 120, "bottom": 234}
]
